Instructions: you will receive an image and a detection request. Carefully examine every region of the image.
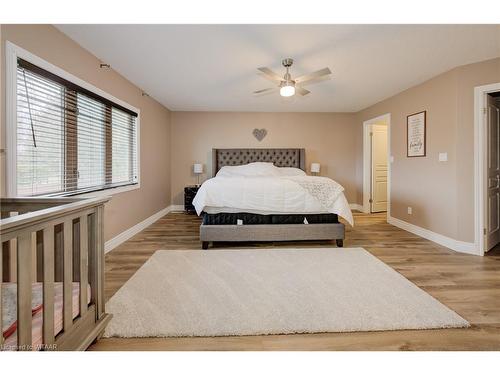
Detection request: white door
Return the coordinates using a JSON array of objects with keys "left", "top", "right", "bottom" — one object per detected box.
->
[
  {"left": 487, "top": 95, "right": 500, "bottom": 251},
  {"left": 371, "top": 124, "right": 388, "bottom": 213}
]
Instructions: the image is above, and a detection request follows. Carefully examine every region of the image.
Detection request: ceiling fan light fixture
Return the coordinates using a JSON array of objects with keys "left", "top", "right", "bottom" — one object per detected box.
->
[
  {"left": 280, "top": 84, "right": 295, "bottom": 97},
  {"left": 256, "top": 58, "right": 331, "bottom": 98}
]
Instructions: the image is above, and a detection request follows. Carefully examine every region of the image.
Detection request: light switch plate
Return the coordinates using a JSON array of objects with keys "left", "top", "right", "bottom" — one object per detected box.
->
[
  {"left": 390, "top": 156, "right": 394, "bottom": 163},
  {"left": 439, "top": 152, "right": 448, "bottom": 162}
]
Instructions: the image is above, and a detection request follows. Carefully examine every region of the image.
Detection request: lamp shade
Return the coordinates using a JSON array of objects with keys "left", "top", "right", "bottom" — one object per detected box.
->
[
  {"left": 310, "top": 163, "right": 321, "bottom": 173},
  {"left": 193, "top": 163, "right": 203, "bottom": 174}
]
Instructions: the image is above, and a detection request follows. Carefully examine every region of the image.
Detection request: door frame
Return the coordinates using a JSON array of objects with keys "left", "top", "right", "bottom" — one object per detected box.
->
[
  {"left": 363, "top": 113, "right": 391, "bottom": 215},
  {"left": 474, "top": 82, "right": 500, "bottom": 256}
]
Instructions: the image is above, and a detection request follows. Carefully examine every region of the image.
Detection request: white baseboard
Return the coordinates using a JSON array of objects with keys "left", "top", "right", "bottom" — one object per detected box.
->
[
  {"left": 105, "top": 205, "right": 177, "bottom": 253},
  {"left": 169, "top": 204, "right": 185, "bottom": 212},
  {"left": 349, "top": 203, "right": 364, "bottom": 212},
  {"left": 387, "top": 215, "right": 478, "bottom": 255}
]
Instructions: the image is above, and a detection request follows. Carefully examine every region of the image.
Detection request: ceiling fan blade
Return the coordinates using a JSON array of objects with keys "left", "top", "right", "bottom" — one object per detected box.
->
[
  {"left": 253, "top": 87, "right": 278, "bottom": 96},
  {"left": 295, "top": 67, "right": 332, "bottom": 84},
  {"left": 257, "top": 67, "right": 283, "bottom": 83},
  {"left": 296, "top": 87, "right": 310, "bottom": 96},
  {"left": 296, "top": 75, "right": 331, "bottom": 87}
]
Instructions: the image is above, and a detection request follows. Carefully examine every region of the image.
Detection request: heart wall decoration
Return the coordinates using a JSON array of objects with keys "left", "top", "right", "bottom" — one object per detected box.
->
[{"left": 252, "top": 128, "right": 267, "bottom": 142}]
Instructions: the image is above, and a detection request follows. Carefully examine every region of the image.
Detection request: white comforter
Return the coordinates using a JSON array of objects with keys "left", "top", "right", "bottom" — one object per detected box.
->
[{"left": 193, "top": 175, "right": 354, "bottom": 226}]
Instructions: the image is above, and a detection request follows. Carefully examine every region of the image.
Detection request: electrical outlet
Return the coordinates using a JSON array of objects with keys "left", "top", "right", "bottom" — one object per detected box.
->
[{"left": 407, "top": 207, "right": 412, "bottom": 215}]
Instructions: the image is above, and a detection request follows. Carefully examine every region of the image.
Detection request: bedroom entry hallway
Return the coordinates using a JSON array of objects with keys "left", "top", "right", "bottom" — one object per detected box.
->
[
  {"left": 93, "top": 210, "right": 500, "bottom": 351},
  {"left": 363, "top": 114, "right": 390, "bottom": 214}
]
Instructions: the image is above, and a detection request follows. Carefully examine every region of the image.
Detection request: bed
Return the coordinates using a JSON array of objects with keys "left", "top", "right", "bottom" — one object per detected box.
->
[{"left": 193, "top": 148, "right": 353, "bottom": 249}]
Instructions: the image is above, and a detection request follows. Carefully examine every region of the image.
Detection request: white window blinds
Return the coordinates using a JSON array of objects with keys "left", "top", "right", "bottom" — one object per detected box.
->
[{"left": 15, "top": 58, "right": 138, "bottom": 197}]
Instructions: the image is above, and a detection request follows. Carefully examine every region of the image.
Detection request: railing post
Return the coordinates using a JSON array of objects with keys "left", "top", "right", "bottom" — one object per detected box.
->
[
  {"left": 96, "top": 205, "right": 105, "bottom": 318},
  {"left": 79, "top": 215, "right": 89, "bottom": 316},
  {"left": 17, "top": 232, "right": 33, "bottom": 350},
  {"left": 87, "top": 206, "right": 105, "bottom": 320}
]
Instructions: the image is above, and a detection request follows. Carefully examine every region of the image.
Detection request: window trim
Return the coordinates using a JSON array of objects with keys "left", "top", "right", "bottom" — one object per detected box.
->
[{"left": 5, "top": 41, "right": 141, "bottom": 198}]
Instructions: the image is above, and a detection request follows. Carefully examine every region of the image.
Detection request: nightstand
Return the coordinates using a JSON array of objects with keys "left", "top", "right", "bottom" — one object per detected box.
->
[{"left": 184, "top": 186, "right": 200, "bottom": 213}]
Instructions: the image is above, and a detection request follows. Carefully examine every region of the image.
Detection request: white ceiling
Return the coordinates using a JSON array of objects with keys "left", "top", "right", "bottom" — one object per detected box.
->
[{"left": 56, "top": 25, "right": 500, "bottom": 112}]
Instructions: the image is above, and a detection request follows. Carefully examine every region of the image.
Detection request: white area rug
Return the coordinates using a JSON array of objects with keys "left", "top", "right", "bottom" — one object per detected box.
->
[{"left": 104, "top": 248, "right": 469, "bottom": 338}]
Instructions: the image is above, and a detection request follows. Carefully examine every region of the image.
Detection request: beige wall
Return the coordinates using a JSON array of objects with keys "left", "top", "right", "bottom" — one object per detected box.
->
[
  {"left": 170, "top": 112, "right": 359, "bottom": 205},
  {"left": 356, "top": 57, "right": 500, "bottom": 242},
  {"left": 0, "top": 25, "right": 172, "bottom": 241}
]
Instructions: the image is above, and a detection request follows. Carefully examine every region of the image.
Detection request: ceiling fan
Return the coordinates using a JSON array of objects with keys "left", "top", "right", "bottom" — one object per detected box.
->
[{"left": 254, "top": 58, "right": 332, "bottom": 98}]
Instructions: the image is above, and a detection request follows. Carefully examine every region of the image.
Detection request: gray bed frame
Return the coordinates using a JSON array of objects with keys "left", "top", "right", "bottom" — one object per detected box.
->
[{"left": 200, "top": 148, "right": 345, "bottom": 249}]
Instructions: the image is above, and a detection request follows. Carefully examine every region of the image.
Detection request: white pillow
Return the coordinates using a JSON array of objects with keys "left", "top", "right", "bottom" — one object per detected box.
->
[
  {"left": 216, "top": 162, "right": 278, "bottom": 177},
  {"left": 276, "top": 167, "right": 306, "bottom": 177}
]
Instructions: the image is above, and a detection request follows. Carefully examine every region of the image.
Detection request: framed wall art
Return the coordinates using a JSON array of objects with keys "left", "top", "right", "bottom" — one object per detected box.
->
[{"left": 407, "top": 111, "right": 426, "bottom": 157}]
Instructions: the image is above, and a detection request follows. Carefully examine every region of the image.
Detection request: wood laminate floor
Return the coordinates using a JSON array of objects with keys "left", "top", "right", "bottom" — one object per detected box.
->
[{"left": 89, "top": 211, "right": 500, "bottom": 350}]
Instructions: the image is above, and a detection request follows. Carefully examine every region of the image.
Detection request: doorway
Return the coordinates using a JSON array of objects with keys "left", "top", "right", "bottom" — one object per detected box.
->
[
  {"left": 474, "top": 83, "right": 500, "bottom": 256},
  {"left": 371, "top": 124, "right": 388, "bottom": 212},
  {"left": 363, "top": 113, "right": 391, "bottom": 215},
  {"left": 485, "top": 92, "right": 500, "bottom": 252}
]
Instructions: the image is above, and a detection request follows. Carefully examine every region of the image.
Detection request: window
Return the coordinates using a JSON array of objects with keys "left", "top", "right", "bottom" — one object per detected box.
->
[{"left": 14, "top": 58, "right": 138, "bottom": 197}]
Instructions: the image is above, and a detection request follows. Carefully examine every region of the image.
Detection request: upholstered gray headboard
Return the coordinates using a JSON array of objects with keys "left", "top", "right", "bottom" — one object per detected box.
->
[{"left": 212, "top": 148, "right": 306, "bottom": 176}]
